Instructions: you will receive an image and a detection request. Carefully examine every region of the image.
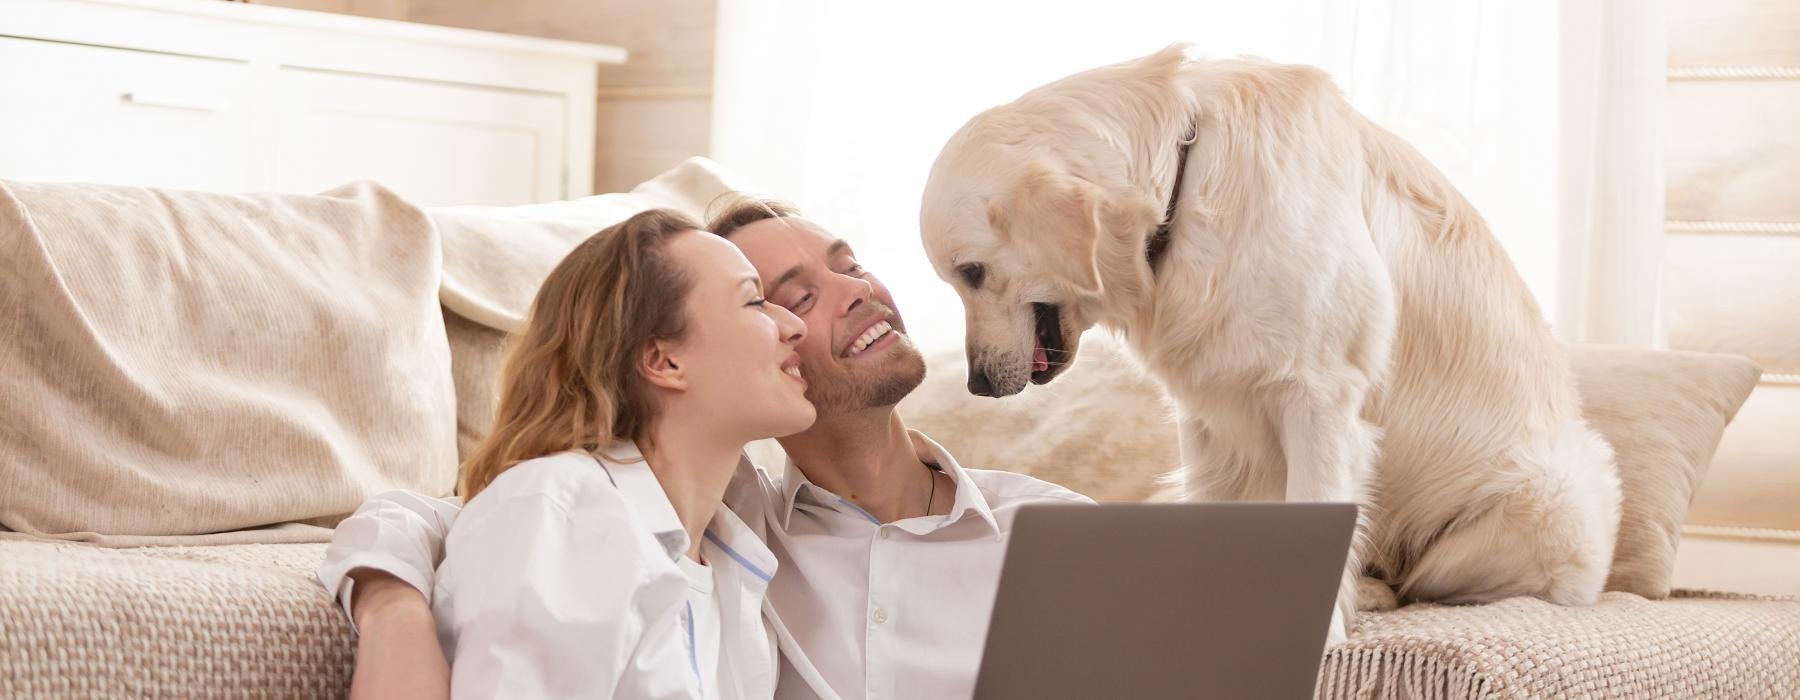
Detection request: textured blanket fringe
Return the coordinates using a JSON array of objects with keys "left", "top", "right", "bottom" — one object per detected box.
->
[{"left": 1317, "top": 645, "right": 1493, "bottom": 700}]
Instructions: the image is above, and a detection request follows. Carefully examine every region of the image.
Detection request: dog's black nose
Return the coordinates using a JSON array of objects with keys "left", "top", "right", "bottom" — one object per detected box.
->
[{"left": 967, "top": 365, "right": 996, "bottom": 397}]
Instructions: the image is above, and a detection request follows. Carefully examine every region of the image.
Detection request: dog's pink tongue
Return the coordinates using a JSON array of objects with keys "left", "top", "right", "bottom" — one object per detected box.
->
[{"left": 1033, "top": 345, "right": 1049, "bottom": 372}]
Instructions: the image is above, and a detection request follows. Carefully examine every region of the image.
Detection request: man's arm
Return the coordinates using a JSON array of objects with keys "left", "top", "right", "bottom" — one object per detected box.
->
[
  {"left": 346, "top": 570, "right": 449, "bottom": 699},
  {"left": 316, "top": 490, "right": 461, "bottom": 698},
  {"left": 317, "top": 490, "right": 461, "bottom": 625}
]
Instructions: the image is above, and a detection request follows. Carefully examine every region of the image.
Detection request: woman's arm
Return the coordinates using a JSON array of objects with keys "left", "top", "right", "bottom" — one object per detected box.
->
[{"left": 315, "top": 491, "right": 461, "bottom": 698}]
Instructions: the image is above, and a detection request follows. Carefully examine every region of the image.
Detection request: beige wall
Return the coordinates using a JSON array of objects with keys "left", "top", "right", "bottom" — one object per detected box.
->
[
  {"left": 255, "top": 0, "right": 715, "bottom": 194},
  {"left": 249, "top": 0, "right": 405, "bottom": 18}
]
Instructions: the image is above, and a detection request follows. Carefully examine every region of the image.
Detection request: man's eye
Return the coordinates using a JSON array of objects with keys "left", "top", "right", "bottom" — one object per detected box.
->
[
  {"left": 958, "top": 263, "right": 985, "bottom": 290},
  {"left": 783, "top": 293, "right": 813, "bottom": 311}
]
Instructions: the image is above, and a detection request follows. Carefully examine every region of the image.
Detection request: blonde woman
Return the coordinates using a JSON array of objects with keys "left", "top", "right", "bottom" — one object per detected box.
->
[{"left": 428, "top": 209, "right": 813, "bottom": 697}]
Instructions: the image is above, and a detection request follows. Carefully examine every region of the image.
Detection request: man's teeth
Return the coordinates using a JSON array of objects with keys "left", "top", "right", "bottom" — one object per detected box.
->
[{"left": 847, "top": 321, "right": 893, "bottom": 356}]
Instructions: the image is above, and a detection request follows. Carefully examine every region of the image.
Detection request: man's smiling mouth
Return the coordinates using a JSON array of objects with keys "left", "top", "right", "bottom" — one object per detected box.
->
[{"left": 843, "top": 320, "right": 895, "bottom": 358}]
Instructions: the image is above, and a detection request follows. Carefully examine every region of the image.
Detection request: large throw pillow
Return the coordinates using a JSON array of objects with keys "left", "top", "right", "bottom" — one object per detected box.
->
[
  {"left": 899, "top": 335, "right": 1759, "bottom": 598},
  {"left": 434, "top": 157, "right": 750, "bottom": 460},
  {"left": 1569, "top": 345, "right": 1761, "bottom": 598},
  {"left": 0, "top": 180, "right": 457, "bottom": 544}
]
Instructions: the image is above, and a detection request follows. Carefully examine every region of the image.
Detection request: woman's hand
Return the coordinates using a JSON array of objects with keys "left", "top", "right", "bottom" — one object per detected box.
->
[{"left": 347, "top": 569, "right": 450, "bottom": 700}]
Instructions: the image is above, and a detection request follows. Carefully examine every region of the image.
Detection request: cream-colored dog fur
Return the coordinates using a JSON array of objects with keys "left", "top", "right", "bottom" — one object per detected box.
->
[{"left": 919, "top": 47, "right": 1623, "bottom": 640}]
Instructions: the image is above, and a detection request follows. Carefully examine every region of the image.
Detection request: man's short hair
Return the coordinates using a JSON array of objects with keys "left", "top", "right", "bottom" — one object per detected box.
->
[{"left": 705, "top": 192, "right": 804, "bottom": 238}]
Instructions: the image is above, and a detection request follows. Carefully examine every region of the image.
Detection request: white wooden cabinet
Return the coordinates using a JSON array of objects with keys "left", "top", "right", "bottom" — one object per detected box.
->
[{"left": 0, "top": 0, "right": 625, "bottom": 205}]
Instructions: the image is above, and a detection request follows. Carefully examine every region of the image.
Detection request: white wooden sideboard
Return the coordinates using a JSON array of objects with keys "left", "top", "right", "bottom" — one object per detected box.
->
[{"left": 0, "top": 0, "right": 626, "bottom": 205}]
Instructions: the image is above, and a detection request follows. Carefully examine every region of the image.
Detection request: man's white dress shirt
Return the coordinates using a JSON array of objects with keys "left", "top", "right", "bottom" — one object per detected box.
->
[{"left": 317, "top": 431, "right": 1091, "bottom": 699}]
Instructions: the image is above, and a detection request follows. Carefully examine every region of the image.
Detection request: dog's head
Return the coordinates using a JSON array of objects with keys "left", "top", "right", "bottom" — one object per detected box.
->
[
  {"left": 921, "top": 47, "right": 1193, "bottom": 398},
  {"left": 921, "top": 127, "right": 1153, "bottom": 398}
]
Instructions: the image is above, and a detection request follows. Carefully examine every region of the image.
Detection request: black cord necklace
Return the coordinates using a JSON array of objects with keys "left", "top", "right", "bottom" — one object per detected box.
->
[{"left": 924, "top": 465, "right": 938, "bottom": 517}]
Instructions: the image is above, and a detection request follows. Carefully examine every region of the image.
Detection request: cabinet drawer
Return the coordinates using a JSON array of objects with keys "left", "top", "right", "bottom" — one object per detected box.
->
[
  {"left": 0, "top": 37, "right": 252, "bottom": 191},
  {"left": 270, "top": 68, "right": 566, "bottom": 206}
]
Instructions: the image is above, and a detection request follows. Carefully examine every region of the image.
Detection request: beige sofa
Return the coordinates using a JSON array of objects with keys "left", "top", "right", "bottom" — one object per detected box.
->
[
  {"left": 3, "top": 166, "right": 1797, "bottom": 698},
  {"left": 895, "top": 339, "right": 1800, "bottom": 698}
]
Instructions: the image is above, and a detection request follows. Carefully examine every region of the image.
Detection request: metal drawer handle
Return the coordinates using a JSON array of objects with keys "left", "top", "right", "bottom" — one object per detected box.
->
[{"left": 120, "top": 90, "right": 224, "bottom": 112}]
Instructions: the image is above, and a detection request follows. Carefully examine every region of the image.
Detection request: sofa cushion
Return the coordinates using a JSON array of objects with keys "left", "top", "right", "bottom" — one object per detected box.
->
[
  {"left": 0, "top": 180, "right": 456, "bottom": 544},
  {"left": 444, "top": 309, "right": 507, "bottom": 462}
]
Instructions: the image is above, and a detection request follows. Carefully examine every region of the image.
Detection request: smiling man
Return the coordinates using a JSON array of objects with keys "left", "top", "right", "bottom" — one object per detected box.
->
[{"left": 317, "top": 193, "right": 1091, "bottom": 700}]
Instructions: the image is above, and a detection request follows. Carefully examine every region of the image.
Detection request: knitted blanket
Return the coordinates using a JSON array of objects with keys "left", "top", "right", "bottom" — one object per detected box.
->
[
  {"left": 0, "top": 542, "right": 350, "bottom": 696},
  {"left": 3, "top": 540, "right": 1794, "bottom": 698},
  {"left": 1320, "top": 589, "right": 1800, "bottom": 698}
]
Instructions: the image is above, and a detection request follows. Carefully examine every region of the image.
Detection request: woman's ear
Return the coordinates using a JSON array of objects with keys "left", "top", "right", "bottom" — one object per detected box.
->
[{"left": 639, "top": 339, "right": 687, "bottom": 392}]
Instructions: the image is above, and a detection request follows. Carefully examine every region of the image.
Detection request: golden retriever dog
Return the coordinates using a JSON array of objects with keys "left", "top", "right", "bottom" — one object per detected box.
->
[{"left": 919, "top": 46, "right": 1623, "bottom": 641}]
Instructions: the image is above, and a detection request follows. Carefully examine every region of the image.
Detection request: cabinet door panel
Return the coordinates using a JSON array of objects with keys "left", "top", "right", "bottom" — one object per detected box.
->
[{"left": 272, "top": 68, "right": 565, "bottom": 205}]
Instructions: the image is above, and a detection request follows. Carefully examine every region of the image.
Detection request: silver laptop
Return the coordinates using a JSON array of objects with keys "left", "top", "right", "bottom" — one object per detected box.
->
[{"left": 971, "top": 502, "right": 1355, "bottom": 700}]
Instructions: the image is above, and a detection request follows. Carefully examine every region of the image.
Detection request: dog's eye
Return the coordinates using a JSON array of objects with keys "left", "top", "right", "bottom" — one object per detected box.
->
[{"left": 958, "top": 263, "right": 985, "bottom": 290}]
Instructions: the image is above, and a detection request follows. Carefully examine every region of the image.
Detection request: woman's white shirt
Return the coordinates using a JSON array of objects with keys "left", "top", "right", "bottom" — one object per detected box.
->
[
  {"left": 679, "top": 557, "right": 723, "bottom": 695},
  {"left": 429, "top": 445, "right": 779, "bottom": 699}
]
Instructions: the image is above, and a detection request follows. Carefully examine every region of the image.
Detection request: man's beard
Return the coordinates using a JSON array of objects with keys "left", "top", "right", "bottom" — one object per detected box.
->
[{"left": 804, "top": 335, "right": 928, "bottom": 414}]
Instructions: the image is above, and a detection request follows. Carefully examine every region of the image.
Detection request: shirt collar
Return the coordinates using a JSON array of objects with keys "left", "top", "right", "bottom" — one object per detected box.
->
[
  {"left": 777, "top": 429, "right": 1000, "bottom": 535},
  {"left": 593, "top": 444, "right": 782, "bottom": 585},
  {"left": 779, "top": 457, "right": 811, "bottom": 528},
  {"left": 590, "top": 442, "right": 689, "bottom": 562},
  {"left": 701, "top": 494, "right": 779, "bottom": 587},
  {"left": 907, "top": 430, "right": 1000, "bottom": 535}
]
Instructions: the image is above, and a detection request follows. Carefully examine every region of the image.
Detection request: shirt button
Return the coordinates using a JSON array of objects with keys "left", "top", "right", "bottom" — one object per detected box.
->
[
  {"left": 873, "top": 607, "right": 889, "bottom": 624},
  {"left": 879, "top": 528, "right": 891, "bottom": 540}
]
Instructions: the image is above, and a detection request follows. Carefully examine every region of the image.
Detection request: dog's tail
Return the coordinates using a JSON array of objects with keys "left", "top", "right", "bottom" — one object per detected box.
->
[{"left": 1400, "top": 420, "right": 1622, "bottom": 606}]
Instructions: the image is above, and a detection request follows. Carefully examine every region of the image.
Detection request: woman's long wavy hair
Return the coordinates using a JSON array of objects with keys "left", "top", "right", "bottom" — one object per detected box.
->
[{"left": 457, "top": 209, "right": 701, "bottom": 502}]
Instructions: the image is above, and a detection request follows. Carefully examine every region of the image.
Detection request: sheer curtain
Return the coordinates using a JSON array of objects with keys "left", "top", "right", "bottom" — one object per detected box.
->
[
  {"left": 713, "top": 0, "right": 1653, "bottom": 352},
  {"left": 1557, "top": 0, "right": 1668, "bottom": 347}
]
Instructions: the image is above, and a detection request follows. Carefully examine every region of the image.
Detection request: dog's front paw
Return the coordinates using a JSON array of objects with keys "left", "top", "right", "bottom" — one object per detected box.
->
[
  {"left": 1325, "top": 605, "right": 1350, "bottom": 647},
  {"left": 1355, "top": 576, "right": 1399, "bottom": 612}
]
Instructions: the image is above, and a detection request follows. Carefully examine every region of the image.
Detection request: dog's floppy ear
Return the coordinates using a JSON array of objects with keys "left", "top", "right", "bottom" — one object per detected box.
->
[{"left": 986, "top": 170, "right": 1105, "bottom": 294}]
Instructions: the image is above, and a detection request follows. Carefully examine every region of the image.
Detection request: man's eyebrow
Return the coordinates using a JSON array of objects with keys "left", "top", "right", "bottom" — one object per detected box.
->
[
  {"left": 768, "top": 264, "right": 804, "bottom": 296},
  {"left": 769, "top": 240, "right": 852, "bottom": 295}
]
